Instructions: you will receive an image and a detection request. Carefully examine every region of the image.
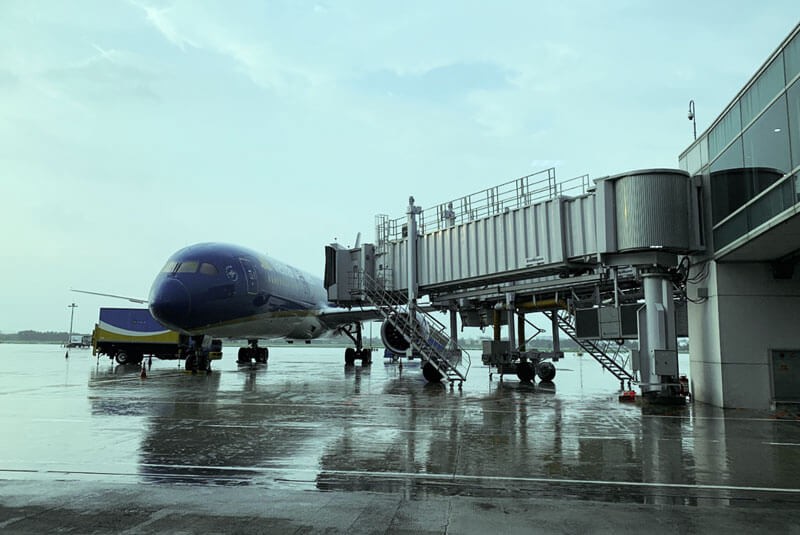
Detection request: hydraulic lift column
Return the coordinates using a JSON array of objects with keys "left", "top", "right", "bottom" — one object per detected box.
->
[{"left": 638, "top": 268, "right": 680, "bottom": 401}]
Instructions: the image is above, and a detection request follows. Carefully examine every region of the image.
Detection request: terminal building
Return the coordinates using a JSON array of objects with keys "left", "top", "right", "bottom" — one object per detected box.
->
[
  {"left": 327, "top": 23, "right": 800, "bottom": 410},
  {"left": 680, "top": 23, "right": 800, "bottom": 408}
]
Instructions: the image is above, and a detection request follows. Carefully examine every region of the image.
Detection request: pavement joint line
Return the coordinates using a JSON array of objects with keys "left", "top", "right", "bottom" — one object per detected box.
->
[{"left": 3, "top": 465, "right": 800, "bottom": 495}]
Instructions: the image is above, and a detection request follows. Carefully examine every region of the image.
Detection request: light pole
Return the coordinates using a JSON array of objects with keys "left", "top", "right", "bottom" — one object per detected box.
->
[
  {"left": 67, "top": 303, "right": 77, "bottom": 347},
  {"left": 688, "top": 100, "right": 697, "bottom": 141}
]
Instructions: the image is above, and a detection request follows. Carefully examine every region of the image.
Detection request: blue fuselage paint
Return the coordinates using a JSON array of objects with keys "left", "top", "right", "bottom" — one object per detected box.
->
[{"left": 148, "top": 243, "right": 329, "bottom": 339}]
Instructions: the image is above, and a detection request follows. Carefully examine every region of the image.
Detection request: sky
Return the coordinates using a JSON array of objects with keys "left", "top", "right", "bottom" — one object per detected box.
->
[{"left": 1, "top": 1, "right": 798, "bottom": 334}]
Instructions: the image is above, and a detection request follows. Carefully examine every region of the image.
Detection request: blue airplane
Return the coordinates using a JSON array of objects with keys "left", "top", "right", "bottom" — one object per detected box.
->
[{"left": 146, "top": 242, "right": 380, "bottom": 370}]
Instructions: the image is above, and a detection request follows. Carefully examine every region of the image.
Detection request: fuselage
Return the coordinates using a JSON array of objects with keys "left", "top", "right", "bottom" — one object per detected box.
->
[{"left": 148, "top": 243, "right": 330, "bottom": 339}]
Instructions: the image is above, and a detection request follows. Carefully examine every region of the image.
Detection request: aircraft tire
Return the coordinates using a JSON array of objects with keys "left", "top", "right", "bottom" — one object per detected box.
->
[
  {"left": 344, "top": 348, "right": 356, "bottom": 366},
  {"left": 361, "top": 349, "right": 372, "bottom": 366},
  {"left": 422, "top": 362, "right": 443, "bottom": 383}
]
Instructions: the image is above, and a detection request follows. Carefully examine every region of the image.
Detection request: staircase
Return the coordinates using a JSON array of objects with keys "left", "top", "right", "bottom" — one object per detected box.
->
[
  {"left": 357, "top": 272, "right": 471, "bottom": 384},
  {"left": 542, "top": 309, "right": 635, "bottom": 385}
]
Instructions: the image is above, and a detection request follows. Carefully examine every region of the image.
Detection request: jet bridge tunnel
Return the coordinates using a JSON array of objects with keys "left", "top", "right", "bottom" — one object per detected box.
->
[{"left": 325, "top": 168, "right": 700, "bottom": 402}]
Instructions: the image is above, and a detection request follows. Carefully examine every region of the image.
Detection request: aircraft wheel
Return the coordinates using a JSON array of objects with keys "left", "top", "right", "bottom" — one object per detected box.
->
[
  {"left": 237, "top": 347, "right": 251, "bottom": 364},
  {"left": 516, "top": 361, "right": 535, "bottom": 382},
  {"left": 344, "top": 348, "right": 356, "bottom": 366},
  {"left": 256, "top": 347, "right": 268, "bottom": 363},
  {"left": 536, "top": 361, "right": 556, "bottom": 382},
  {"left": 422, "top": 362, "right": 443, "bottom": 383},
  {"left": 361, "top": 350, "right": 372, "bottom": 366},
  {"left": 115, "top": 351, "right": 130, "bottom": 365},
  {"left": 185, "top": 354, "right": 198, "bottom": 372}
]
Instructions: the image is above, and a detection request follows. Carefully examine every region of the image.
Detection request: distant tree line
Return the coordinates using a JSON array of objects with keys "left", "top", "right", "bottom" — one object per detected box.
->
[{"left": 0, "top": 331, "right": 75, "bottom": 343}]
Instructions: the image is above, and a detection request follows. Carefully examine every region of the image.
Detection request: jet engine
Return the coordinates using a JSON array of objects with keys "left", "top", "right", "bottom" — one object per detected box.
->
[{"left": 380, "top": 310, "right": 447, "bottom": 355}]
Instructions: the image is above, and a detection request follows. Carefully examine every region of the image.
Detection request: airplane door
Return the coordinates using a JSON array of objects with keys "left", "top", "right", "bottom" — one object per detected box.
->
[{"left": 239, "top": 258, "right": 258, "bottom": 295}]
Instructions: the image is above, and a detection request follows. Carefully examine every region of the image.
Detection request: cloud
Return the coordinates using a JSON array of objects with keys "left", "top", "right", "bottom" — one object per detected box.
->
[
  {"left": 130, "top": 0, "right": 198, "bottom": 50},
  {"left": 129, "top": 0, "right": 320, "bottom": 94},
  {"left": 42, "top": 46, "right": 160, "bottom": 103}
]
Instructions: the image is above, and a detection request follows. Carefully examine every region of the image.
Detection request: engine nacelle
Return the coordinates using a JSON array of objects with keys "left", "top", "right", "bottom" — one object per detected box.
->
[
  {"left": 286, "top": 317, "right": 325, "bottom": 340},
  {"left": 380, "top": 310, "right": 447, "bottom": 355}
]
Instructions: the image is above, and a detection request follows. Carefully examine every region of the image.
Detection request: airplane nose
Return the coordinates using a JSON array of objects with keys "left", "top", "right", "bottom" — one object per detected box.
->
[{"left": 149, "top": 278, "right": 191, "bottom": 326}]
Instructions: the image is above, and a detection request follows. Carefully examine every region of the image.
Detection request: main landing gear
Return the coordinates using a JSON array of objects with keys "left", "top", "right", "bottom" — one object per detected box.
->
[
  {"left": 237, "top": 339, "right": 268, "bottom": 365},
  {"left": 341, "top": 322, "right": 372, "bottom": 367}
]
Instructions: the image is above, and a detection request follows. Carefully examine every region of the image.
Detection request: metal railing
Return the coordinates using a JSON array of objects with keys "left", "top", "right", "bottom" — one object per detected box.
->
[
  {"left": 543, "top": 309, "right": 635, "bottom": 386},
  {"left": 353, "top": 270, "right": 471, "bottom": 383},
  {"left": 713, "top": 170, "right": 800, "bottom": 252},
  {"left": 375, "top": 168, "right": 592, "bottom": 245}
]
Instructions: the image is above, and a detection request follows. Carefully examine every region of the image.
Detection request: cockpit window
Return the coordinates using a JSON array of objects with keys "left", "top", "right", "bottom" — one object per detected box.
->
[
  {"left": 176, "top": 261, "right": 199, "bottom": 273},
  {"left": 161, "top": 260, "right": 179, "bottom": 273},
  {"left": 199, "top": 262, "right": 218, "bottom": 276}
]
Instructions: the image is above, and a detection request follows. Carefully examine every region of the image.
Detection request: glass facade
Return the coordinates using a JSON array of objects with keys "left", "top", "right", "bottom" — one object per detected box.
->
[
  {"left": 789, "top": 79, "right": 800, "bottom": 168},
  {"left": 680, "top": 24, "right": 800, "bottom": 251}
]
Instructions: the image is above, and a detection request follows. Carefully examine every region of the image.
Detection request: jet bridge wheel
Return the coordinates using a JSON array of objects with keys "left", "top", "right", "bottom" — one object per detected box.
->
[
  {"left": 536, "top": 361, "right": 556, "bottom": 382},
  {"left": 516, "top": 361, "right": 535, "bottom": 383},
  {"left": 422, "top": 362, "right": 443, "bottom": 383}
]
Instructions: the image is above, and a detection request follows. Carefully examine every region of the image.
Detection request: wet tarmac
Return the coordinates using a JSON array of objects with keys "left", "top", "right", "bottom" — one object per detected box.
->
[{"left": 1, "top": 343, "right": 799, "bottom": 534}]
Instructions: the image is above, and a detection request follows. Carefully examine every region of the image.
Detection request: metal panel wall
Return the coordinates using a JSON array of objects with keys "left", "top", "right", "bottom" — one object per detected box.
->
[
  {"left": 379, "top": 193, "right": 602, "bottom": 292},
  {"left": 563, "top": 194, "right": 597, "bottom": 259}
]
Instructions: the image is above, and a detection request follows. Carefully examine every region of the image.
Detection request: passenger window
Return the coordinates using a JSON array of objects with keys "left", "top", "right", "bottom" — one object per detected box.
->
[
  {"left": 177, "top": 261, "right": 199, "bottom": 273},
  {"left": 199, "top": 263, "right": 218, "bottom": 276}
]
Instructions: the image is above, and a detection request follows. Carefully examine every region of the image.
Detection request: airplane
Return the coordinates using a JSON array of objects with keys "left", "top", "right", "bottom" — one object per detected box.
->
[{"left": 145, "top": 242, "right": 387, "bottom": 372}]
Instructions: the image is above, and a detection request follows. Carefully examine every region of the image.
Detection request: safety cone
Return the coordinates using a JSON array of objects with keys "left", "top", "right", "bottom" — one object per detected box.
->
[{"left": 140, "top": 365, "right": 147, "bottom": 379}]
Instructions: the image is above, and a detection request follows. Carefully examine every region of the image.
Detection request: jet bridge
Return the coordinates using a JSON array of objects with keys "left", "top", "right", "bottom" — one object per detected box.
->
[{"left": 326, "top": 168, "right": 700, "bottom": 402}]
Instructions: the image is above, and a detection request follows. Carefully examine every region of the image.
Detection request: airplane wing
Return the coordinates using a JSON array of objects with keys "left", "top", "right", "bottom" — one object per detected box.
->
[
  {"left": 316, "top": 302, "right": 441, "bottom": 330},
  {"left": 316, "top": 305, "right": 385, "bottom": 330},
  {"left": 71, "top": 288, "right": 149, "bottom": 305}
]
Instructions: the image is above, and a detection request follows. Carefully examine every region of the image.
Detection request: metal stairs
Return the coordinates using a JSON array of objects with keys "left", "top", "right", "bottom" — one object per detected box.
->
[
  {"left": 542, "top": 309, "right": 635, "bottom": 386},
  {"left": 357, "top": 272, "right": 471, "bottom": 385}
]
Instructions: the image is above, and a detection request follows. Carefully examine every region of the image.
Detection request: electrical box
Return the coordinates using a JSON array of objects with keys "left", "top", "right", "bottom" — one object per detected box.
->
[
  {"left": 481, "top": 340, "right": 511, "bottom": 365},
  {"left": 653, "top": 349, "right": 678, "bottom": 376}
]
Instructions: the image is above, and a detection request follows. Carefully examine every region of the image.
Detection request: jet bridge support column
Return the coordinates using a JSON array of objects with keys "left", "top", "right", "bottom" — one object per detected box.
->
[
  {"left": 406, "top": 196, "right": 421, "bottom": 358},
  {"left": 506, "top": 293, "right": 516, "bottom": 355},
  {"left": 448, "top": 303, "right": 459, "bottom": 349},
  {"left": 638, "top": 268, "right": 680, "bottom": 402}
]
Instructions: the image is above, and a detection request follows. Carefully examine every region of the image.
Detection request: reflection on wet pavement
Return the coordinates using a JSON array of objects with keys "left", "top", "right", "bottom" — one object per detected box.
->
[{"left": 2, "top": 343, "right": 800, "bottom": 511}]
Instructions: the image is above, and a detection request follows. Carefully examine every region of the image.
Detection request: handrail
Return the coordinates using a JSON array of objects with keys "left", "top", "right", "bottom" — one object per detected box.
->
[
  {"left": 354, "top": 270, "right": 471, "bottom": 382},
  {"left": 376, "top": 168, "right": 593, "bottom": 244}
]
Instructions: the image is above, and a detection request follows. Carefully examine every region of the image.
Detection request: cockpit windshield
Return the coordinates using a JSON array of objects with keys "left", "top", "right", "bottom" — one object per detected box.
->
[{"left": 161, "top": 260, "right": 219, "bottom": 275}]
